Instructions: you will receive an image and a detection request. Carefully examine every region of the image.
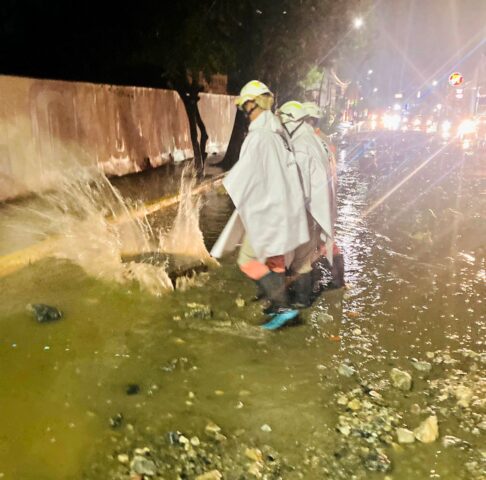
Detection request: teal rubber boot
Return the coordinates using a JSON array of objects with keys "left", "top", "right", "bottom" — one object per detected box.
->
[{"left": 256, "top": 272, "right": 299, "bottom": 330}]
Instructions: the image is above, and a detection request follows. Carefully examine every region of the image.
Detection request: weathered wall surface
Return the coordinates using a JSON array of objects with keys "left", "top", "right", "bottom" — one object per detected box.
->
[{"left": 0, "top": 75, "right": 235, "bottom": 201}]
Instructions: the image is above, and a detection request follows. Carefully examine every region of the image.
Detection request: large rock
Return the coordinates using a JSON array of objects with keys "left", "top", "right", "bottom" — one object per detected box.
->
[
  {"left": 414, "top": 415, "right": 439, "bottom": 443},
  {"left": 390, "top": 368, "right": 413, "bottom": 391}
]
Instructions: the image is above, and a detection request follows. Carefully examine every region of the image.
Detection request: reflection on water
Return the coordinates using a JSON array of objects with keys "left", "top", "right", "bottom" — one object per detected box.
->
[{"left": 0, "top": 135, "right": 485, "bottom": 479}]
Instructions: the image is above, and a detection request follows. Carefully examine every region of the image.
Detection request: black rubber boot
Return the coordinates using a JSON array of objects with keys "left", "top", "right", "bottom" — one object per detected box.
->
[
  {"left": 255, "top": 271, "right": 289, "bottom": 314},
  {"left": 252, "top": 281, "right": 266, "bottom": 302},
  {"left": 291, "top": 272, "right": 314, "bottom": 308},
  {"left": 330, "top": 253, "right": 345, "bottom": 288}
]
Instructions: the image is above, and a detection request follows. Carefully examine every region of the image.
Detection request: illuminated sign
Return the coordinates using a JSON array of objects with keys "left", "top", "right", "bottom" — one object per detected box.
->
[{"left": 448, "top": 72, "right": 464, "bottom": 87}]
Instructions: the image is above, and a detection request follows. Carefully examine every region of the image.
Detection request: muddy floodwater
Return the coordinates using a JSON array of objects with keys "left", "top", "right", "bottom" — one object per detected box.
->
[{"left": 0, "top": 134, "right": 485, "bottom": 479}]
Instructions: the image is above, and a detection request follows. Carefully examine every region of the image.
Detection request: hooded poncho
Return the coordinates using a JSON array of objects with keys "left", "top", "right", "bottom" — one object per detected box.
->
[{"left": 211, "top": 110, "right": 309, "bottom": 262}]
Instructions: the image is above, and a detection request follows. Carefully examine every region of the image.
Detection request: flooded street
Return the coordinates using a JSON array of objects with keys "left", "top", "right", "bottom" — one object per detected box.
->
[{"left": 0, "top": 133, "right": 485, "bottom": 479}]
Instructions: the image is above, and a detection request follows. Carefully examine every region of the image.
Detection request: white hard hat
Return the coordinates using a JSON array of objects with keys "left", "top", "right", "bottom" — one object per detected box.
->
[
  {"left": 235, "top": 80, "right": 273, "bottom": 109},
  {"left": 277, "top": 100, "right": 308, "bottom": 124},
  {"left": 302, "top": 101, "right": 323, "bottom": 119}
]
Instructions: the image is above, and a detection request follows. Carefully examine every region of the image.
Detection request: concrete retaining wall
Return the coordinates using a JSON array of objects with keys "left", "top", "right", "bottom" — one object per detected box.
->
[{"left": 0, "top": 75, "right": 235, "bottom": 201}]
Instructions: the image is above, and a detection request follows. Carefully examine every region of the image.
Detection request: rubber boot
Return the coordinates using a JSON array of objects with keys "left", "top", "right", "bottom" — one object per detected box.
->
[
  {"left": 291, "top": 271, "right": 314, "bottom": 308},
  {"left": 255, "top": 271, "right": 288, "bottom": 312},
  {"left": 255, "top": 272, "right": 299, "bottom": 330},
  {"left": 330, "top": 253, "right": 345, "bottom": 288},
  {"left": 252, "top": 281, "right": 266, "bottom": 302}
]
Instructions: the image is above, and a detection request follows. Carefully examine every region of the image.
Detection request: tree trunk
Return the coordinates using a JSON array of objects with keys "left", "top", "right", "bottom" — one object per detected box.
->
[
  {"left": 195, "top": 103, "right": 209, "bottom": 165},
  {"left": 177, "top": 88, "right": 206, "bottom": 178},
  {"left": 218, "top": 109, "right": 247, "bottom": 170}
]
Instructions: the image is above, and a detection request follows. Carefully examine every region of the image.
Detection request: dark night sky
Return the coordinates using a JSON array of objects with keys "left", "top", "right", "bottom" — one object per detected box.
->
[{"left": 1, "top": 0, "right": 485, "bottom": 98}]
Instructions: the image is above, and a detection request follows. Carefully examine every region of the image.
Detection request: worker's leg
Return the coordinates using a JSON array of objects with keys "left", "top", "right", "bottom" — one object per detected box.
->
[
  {"left": 330, "top": 242, "right": 345, "bottom": 288},
  {"left": 237, "top": 236, "right": 297, "bottom": 329},
  {"left": 289, "top": 218, "right": 321, "bottom": 307},
  {"left": 314, "top": 240, "right": 345, "bottom": 289}
]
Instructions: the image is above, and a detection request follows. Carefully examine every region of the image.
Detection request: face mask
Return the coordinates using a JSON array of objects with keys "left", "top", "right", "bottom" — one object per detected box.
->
[{"left": 243, "top": 103, "right": 258, "bottom": 118}]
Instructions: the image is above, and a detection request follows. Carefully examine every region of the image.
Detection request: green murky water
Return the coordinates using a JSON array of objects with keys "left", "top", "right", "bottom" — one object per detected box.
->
[{"left": 0, "top": 136, "right": 485, "bottom": 479}]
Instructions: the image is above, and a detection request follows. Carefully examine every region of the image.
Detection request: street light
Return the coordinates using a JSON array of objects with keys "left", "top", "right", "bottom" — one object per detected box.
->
[
  {"left": 432, "top": 80, "right": 438, "bottom": 87},
  {"left": 353, "top": 17, "right": 364, "bottom": 29},
  {"left": 373, "top": 87, "right": 378, "bottom": 93},
  {"left": 367, "top": 69, "right": 373, "bottom": 75}
]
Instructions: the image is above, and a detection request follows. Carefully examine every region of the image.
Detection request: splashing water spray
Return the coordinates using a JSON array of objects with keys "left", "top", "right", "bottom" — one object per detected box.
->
[{"left": 1, "top": 143, "right": 215, "bottom": 295}]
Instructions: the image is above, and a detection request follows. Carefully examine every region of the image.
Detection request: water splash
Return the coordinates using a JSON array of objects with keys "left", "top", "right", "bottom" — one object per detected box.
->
[
  {"left": 2, "top": 155, "right": 213, "bottom": 295},
  {"left": 160, "top": 165, "right": 217, "bottom": 265}
]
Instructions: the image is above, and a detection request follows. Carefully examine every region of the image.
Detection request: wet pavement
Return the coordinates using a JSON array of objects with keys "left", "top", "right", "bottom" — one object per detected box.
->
[{"left": 0, "top": 132, "right": 485, "bottom": 479}]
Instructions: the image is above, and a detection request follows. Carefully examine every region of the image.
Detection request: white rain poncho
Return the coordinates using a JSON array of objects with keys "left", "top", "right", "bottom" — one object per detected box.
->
[
  {"left": 316, "top": 130, "right": 338, "bottom": 225},
  {"left": 286, "top": 122, "right": 334, "bottom": 262},
  {"left": 211, "top": 110, "right": 309, "bottom": 262}
]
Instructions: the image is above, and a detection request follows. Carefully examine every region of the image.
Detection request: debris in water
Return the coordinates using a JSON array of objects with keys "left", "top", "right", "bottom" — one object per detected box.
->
[
  {"left": 126, "top": 384, "right": 141, "bottom": 395},
  {"left": 27, "top": 303, "right": 62, "bottom": 323},
  {"left": 338, "top": 363, "right": 356, "bottom": 378},
  {"left": 185, "top": 303, "right": 213, "bottom": 319},
  {"left": 363, "top": 451, "right": 392, "bottom": 473},
  {"left": 235, "top": 297, "right": 245, "bottom": 307},
  {"left": 117, "top": 453, "right": 129, "bottom": 464},
  {"left": 109, "top": 413, "right": 124, "bottom": 429}
]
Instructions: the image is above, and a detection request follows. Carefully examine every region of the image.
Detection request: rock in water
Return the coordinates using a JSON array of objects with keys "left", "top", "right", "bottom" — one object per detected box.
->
[
  {"left": 390, "top": 368, "right": 412, "bottom": 391},
  {"left": 363, "top": 451, "right": 392, "bottom": 472},
  {"left": 338, "top": 363, "right": 356, "bottom": 377},
  {"left": 130, "top": 455, "right": 156, "bottom": 476},
  {"left": 109, "top": 413, "right": 124, "bottom": 429},
  {"left": 454, "top": 386, "right": 473, "bottom": 407},
  {"left": 126, "top": 384, "right": 141, "bottom": 395},
  {"left": 396, "top": 428, "right": 415, "bottom": 444},
  {"left": 414, "top": 415, "right": 439, "bottom": 443},
  {"left": 27, "top": 303, "right": 62, "bottom": 323},
  {"left": 196, "top": 471, "right": 222, "bottom": 480},
  {"left": 122, "top": 252, "right": 209, "bottom": 288},
  {"left": 412, "top": 361, "right": 432, "bottom": 373}
]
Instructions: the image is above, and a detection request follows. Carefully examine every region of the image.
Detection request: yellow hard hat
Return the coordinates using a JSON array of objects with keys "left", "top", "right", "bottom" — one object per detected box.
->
[{"left": 235, "top": 80, "right": 273, "bottom": 109}]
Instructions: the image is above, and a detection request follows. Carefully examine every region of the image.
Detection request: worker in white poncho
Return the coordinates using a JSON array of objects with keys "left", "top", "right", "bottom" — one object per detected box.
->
[
  {"left": 210, "top": 80, "right": 309, "bottom": 330},
  {"left": 277, "top": 100, "right": 334, "bottom": 306},
  {"left": 302, "top": 101, "right": 345, "bottom": 288}
]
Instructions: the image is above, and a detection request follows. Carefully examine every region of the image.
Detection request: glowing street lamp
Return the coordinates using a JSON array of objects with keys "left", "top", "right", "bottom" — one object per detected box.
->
[
  {"left": 432, "top": 80, "right": 438, "bottom": 87},
  {"left": 367, "top": 69, "right": 373, "bottom": 75},
  {"left": 353, "top": 17, "right": 364, "bottom": 29}
]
